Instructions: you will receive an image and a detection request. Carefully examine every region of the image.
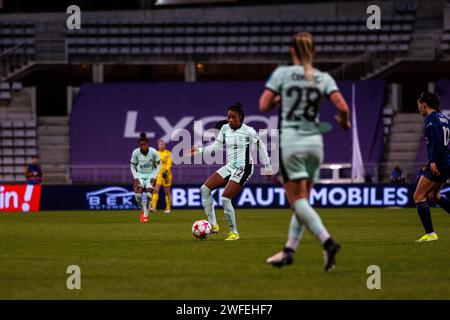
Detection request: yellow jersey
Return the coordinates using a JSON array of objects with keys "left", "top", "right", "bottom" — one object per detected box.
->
[{"left": 158, "top": 149, "right": 172, "bottom": 173}]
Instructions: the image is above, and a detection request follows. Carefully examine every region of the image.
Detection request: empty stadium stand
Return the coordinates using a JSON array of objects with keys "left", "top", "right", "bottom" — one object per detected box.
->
[
  {"left": 65, "top": 12, "right": 415, "bottom": 60},
  {"left": 0, "top": 82, "right": 37, "bottom": 182},
  {"left": 0, "top": 20, "right": 35, "bottom": 53},
  {"left": 0, "top": 120, "right": 37, "bottom": 183}
]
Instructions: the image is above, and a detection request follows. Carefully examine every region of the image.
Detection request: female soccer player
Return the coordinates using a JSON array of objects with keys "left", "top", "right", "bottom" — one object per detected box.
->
[
  {"left": 259, "top": 32, "right": 351, "bottom": 271},
  {"left": 151, "top": 140, "right": 173, "bottom": 213},
  {"left": 188, "top": 103, "right": 273, "bottom": 241},
  {"left": 413, "top": 92, "right": 450, "bottom": 242},
  {"left": 130, "top": 132, "right": 161, "bottom": 222}
]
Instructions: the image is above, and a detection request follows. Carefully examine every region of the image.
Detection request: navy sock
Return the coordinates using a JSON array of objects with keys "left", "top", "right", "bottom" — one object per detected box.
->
[
  {"left": 416, "top": 202, "right": 434, "bottom": 234},
  {"left": 437, "top": 195, "right": 450, "bottom": 214}
]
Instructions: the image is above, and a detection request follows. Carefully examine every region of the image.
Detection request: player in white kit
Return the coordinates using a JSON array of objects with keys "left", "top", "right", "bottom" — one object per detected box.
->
[
  {"left": 189, "top": 103, "right": 273, "bottom": 240},
  {"left": 130, "top": 132, "right": 161, "bottom": 222},
  {"left": 260, "top": 32, "right": 351, "bottom": 271}
]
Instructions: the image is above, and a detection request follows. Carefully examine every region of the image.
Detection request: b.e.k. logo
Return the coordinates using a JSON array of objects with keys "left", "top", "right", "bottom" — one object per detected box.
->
[{"left": 86, "top": 186, "right": 137, "bottom": 210}]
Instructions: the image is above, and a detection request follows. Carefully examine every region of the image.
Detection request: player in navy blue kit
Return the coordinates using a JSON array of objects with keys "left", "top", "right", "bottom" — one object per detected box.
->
[{"left": 413, "top": 92, "right": 450, "bottom": 242}]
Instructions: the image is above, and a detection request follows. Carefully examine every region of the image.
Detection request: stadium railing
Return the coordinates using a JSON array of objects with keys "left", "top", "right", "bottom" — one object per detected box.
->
[{"left": 65, "top": 163, "right": 418, "bottom": 185}]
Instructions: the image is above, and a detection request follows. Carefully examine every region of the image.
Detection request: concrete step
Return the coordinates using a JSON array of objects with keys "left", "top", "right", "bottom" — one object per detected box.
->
[
  {"left": 38, "top": 117, "right": 69, "bottom": 126},
  {"left": 390, "top": 124, "right": 423, "bottom": 133},
  {"left": 38, "top": 136, "right": 69, "bottom": 144},
  {"left": 41, "top": 164, "right": 68, "bottom": 174},
  {"left": 388, "top": 132, "right": 422, "bottom": 143},
  {"left": 393, "top": 113, "right": 422, "bottom": 123},
  {"left": 39, "top": 145, "right": 69, "bottom": 152},
  {"left": 39, "top": 153, "right": 69, "bottom": 163},
  {"left": 38, "top": 126, "right": 69, "bottom": 135},
  {"left": 387, "top": 142, "right": 420, "bottom": 152},
  {"left": 385, "top": 152, "right": 417, "bottom": 161}
]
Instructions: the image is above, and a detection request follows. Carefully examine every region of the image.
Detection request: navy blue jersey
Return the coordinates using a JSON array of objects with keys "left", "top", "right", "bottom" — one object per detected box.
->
[
  {"left": 26, "top": 164, "right": 42, "bottom": 184},
  {"left": 423, "top": 112, "right": 450, "bottom": 168}
]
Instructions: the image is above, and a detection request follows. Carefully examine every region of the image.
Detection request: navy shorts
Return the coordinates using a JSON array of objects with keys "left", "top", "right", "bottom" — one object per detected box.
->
[{"left": 421, "top": 165, "right": 450, "bottom": 183}]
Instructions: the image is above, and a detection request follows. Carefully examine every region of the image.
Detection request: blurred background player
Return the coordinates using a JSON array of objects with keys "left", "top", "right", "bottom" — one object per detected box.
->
[
  {"left": 188, "top": 102, "right": 273, "bottom": 241},
  {"left": 260, "top": 32, "right": 351, "bottom": 271},
  {"left": 390, "top": 166, "right": 405, "bottom": 184},
  {"left": 24, "top": 155, "right": 43, "bottom": 185},
  {"left": 151, "top": 139, "right": 173, "bottom": 213},
  {"left": 130, "top": 132, "right": 161, "bottom": 222},
  {"left": 413, "top": 92, "right": 450, "bottom": 242}
]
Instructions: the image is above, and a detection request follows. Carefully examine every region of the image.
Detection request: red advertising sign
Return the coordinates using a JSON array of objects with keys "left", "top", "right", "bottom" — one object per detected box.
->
[{"left": 0, "top": 185, "right": 42, "bottom": 212}]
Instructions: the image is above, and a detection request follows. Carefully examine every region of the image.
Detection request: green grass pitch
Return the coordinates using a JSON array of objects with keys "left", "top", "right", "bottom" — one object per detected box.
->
[{"left": 0, "top": 208, "right": 449, "bottom": 299}]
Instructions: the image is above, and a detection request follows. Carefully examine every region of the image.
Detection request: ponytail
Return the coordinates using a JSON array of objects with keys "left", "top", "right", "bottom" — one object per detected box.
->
[{"left": 292, "top": 32, "right": 315, "bottom": 82}]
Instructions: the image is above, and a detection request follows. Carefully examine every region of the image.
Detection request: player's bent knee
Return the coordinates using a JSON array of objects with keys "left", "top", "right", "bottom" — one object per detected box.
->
[
  {"left": 200, "top": 184, "right": 211, "bottom": 196},
  {"left": 413, "top": 192, "right": 426, "bottom": 204}
]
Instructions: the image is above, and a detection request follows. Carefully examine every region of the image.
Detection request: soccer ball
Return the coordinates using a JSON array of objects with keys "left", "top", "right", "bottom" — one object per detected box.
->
[{"left": 192, "top": 220, "right": 212, "bottom": 239}]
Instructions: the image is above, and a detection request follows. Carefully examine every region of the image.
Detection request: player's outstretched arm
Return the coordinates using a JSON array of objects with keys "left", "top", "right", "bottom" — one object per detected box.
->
[
  {"left": 329, "top": 91, "right": 351, "bottom": 130},
  {"left": 189, "top": 139, "right": 224, "bottom": 157}
]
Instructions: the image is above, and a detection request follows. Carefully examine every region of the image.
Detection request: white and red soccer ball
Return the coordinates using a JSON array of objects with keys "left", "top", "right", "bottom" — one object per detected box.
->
[{"left": 192, "top": 219, "right": 212, "bottom": 239}]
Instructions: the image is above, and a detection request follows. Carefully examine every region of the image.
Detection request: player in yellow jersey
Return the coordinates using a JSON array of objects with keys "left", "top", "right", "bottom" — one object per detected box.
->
[{"left": 151, "top": 140, "right": 173, "bottom": 213}]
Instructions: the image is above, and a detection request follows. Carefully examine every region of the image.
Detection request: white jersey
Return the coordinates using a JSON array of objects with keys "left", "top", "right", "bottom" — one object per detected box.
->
[
  {"left": 265, "top": 65, "right": 339, "bottom": 146},
  {"left": 130, "top": 147, "right": 161, "bottom": 179},
  {"left": 199, "top": 123, "right": 271, "bottom": 170}
]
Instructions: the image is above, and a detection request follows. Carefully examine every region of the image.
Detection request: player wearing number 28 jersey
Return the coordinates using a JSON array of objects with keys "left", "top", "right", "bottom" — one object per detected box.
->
[
  {"left": 413, "top": 92, "right": 450, "bottom": 243},
  {"left": 265, "top": 61, "right": 338, "bottom": 182},
  {"left": 260, "top": 32, "right": 351, "bottom": 271}
]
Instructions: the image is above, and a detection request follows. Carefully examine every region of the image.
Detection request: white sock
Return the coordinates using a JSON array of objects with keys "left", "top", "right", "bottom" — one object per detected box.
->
[
  {"left": 144, "top": 192, "right": 152, "bottom": 217},
  {"left": 222, "top": 196, "right": 237, "bottom": 234},
  {"left": 294, "top": 198, "right": 330, "bottom": 245},
  {"left": 318, "top": 230, "right": 331, "bottom": 244},
  {"left": 135, "top": 193, "right": 143, "bottom": 210},
  {"left": 285, "top": 213, "right": 305, "bottom": 251},
  {"left": 201, "top": 185, "right": 217, "bottom": 225}
]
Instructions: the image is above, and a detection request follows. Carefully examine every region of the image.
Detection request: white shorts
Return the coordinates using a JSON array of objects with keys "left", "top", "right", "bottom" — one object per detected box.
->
[
  {"left": 216, "top": 164, "right": 254, "bottom": 186},
  {"left": 138, "top": 177, "right": 154, "bottom": 190},
  {"left": 279, "top": 144, "right": 324, "bottom": 183}
]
